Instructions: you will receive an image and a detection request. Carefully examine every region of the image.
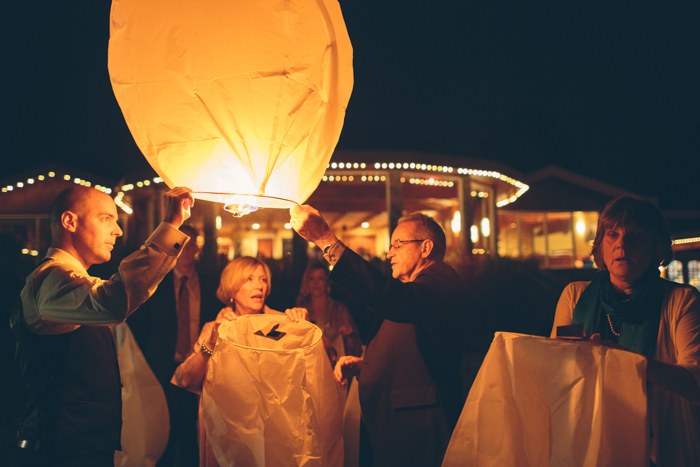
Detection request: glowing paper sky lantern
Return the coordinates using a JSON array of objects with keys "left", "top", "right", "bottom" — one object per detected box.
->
[{"left": 108, "top": 0, "right": 353, "bottom": 216}]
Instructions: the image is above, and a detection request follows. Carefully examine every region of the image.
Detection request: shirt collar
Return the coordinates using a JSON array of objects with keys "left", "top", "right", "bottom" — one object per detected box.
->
[
  {"left": 174, "top": 267, "right": 198, "bottom": 283},
  {"left": 45, "top": 247, "right": 88, "bottom": 275}
]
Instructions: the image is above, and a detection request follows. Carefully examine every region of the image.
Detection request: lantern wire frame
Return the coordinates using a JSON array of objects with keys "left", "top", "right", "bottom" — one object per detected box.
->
[{"left": 192, "top": 192, "right": 299, "bottom": 217}]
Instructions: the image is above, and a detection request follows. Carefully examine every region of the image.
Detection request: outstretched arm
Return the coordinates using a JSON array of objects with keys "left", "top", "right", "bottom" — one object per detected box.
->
[
  {"left": 290, "top": 204, "right": 345, "bottom": 264},
  {"left": 289, "top": 204, "right": 339, "bottom": 250},
  {"left": 23, "top": 188, "right": 195, "bottom": 334},
  {"left": 334, "top": 355, "right": 363, "bottom": 389},
  {"left": 171, "top": 320, "right": 220, "bottom": 393}
]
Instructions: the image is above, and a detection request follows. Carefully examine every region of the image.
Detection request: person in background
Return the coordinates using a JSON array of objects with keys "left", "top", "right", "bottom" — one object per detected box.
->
[
  {"left": 127, "top": 224, "right": 219, "bottom": 466},
  {"left": 0, "top": 232, "right": 33, "bottom": 466},
  {"left": 290, "top": 206, "right": 466, "bottom": 467},
  {"left": 171, "top": 256, "right": 308, "bottom": 467},
  {"left": 296, "top": 262, "right": 362, "bottom": 367},
  {"left": 550, "top": 196, "right": 700, "bottom": 466},
  {"left": 11, "top": 185, "right": 194, "bottom": 467}
]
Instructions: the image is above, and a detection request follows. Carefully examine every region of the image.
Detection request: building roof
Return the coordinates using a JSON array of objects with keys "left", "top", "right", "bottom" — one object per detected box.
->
[
  {"left": 0, "top": 165, "right": 114, "bottom": 215},
  {"left": 505, "top": 165, "right": 653, "bottom": 212}
]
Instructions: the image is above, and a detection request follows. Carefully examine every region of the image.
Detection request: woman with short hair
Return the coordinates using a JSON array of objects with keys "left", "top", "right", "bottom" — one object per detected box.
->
[
  {"left": 171, "top": 256, "right": 308, "bottom": 466},
  {"left": 551, "top": 196, "right": 700, "bottom": 466}
]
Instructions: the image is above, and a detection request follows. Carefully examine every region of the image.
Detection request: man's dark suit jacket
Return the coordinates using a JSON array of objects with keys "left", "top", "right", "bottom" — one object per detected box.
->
[
  {"left": 330, "top": 249, "right": 466, "bottom": 467},
  {"left": 127, "top": 268, "right": 219, "bottom": 466},
  {"left": 128, "top": 269, "right": 219, "bottom": 386}
]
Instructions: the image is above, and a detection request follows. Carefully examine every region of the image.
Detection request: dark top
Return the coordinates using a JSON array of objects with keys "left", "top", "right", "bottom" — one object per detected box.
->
[
  {"left": 11, "top": 299, "right": 122, "bottom": 454},
  {"left": 330, "top": 249, "right": 466, "bottom": 466},
  {"left": 127, "top": 269, "right": 219, "bottom": 386}
]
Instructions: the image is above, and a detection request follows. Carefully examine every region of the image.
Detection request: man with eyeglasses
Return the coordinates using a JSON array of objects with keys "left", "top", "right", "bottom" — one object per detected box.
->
[{"left": 290, "top": 205, "right": 465, "bottom": 467}]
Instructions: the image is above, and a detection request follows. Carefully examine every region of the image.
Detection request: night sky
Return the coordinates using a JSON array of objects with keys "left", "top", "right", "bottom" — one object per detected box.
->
[{"left": 2, "top": 1, "right": 699, "bottom": 209}]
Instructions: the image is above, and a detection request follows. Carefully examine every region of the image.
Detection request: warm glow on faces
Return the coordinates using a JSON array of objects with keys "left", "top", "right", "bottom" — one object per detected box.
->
[
  {"left": 386, "top": 221, "right": 425, "bottom": 282},
  {"left": 72, "top": 192, "right": 123, "bottom": 268},
  {"left": 602, "top": 225, "right": 655, "bottom": 291},
  {"left": 308, "top": 268, "right": 329, "bottom": 298},
  {"left": 233, "top": 265, "right": 269, "bottom": 315}
]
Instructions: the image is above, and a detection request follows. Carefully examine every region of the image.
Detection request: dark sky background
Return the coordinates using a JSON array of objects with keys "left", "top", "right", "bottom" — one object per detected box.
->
[{"left": 2, "top": 1, "right": 699, "bottom": 209}]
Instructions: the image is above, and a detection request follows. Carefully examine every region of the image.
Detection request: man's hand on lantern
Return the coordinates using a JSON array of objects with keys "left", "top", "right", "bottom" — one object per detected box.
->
[
  {"left": 163, "top": 187, "right": 194, "bottom": 228},
  {"left": 334, "top": 355, "right": 363, "bottom": 388},
  {"left": 289, "top": 204, "right": 338, "bottom": 249}
]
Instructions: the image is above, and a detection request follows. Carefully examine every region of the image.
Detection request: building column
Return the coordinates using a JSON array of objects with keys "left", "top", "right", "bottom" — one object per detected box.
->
[
  {"left": 145, "top": 193, "right": 156, "bottom": 237},
  {"left": 488, "top": 187, "right": 498, "bottom": 256},
  {"left": 457, "top": 176, "right": 474, "bottom": 258},
  {"left": 386, "top": 171, "right": 404, "bottom": 237},
  {"left": 153, "top": 185, "right": 164, "bottom": 230},
  {"left": 543, "top": 213, "right": 550, "bottom": 269},
  {"left": 200, "top": 201, "right": 219, "bottom": 275},
  {"left": 570, "top": 213, "right": 577, "bottom": 267},
  {"left": 119, "top": 213, "right": 130, "bottom": 248},
  {"left": 291, "top": 231, "right": 308, "bottom": 284},
  {"left": 34, "top": 217, "right": 42, "bottom": 253}
]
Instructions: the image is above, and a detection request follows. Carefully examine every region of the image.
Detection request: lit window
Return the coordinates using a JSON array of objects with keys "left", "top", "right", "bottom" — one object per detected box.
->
[
  {"left": 666, "top": 260, "right": 684, "bottom": 284},
  {"left": 480, "top": 218, "right": 491, "bottom": 238},
  {"left": 470, "top": 225, "right": 479, "bottom": 243},
  {"left": 688, "top": 260, "right": 700, "bottom": 290},
  {"left": 451, "top": 211, "right": 461, "bottom": 234}
]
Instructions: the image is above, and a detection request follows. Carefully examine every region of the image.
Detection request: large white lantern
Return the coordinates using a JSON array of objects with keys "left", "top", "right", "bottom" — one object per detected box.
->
[{"left": 108, "top": 0, "right": 353, "bottom": 215}]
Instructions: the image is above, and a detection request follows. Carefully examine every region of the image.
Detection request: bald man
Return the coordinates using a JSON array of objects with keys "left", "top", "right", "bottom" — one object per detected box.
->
[{"left": 11, "top": 186, "right": 194, "bottom": 466}]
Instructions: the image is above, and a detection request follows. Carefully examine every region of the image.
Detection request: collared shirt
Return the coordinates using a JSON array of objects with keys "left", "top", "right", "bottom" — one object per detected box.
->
[{"left": 21, "top": 222, "right": 189, "bottom": 335}]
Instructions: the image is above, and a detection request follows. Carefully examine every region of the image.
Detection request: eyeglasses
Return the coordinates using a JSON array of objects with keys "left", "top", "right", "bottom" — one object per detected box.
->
[{"left": 389, "top": 239, "right": 425, "bottom": 250}]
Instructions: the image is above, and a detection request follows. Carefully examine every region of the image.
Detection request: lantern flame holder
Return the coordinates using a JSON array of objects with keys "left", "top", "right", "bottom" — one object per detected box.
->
[{"left": 192, "top": 192, "right": 299, "bottom": 217}]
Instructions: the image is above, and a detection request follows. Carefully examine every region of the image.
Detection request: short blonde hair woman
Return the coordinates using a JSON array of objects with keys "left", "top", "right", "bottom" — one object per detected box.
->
[
  {"left": 171, "top": 256, "right": 307, "bottom": 466},
  {"left": 215, "top": 256, "right": 273, "bottom": 316},
  {"left": 551, "top": 196, "right": 700, "bottom": 465}
]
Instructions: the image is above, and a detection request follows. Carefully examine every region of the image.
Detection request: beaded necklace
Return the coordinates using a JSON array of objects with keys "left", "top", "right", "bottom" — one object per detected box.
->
[{"left": 606, "top": 313, "right": 621, "bottom": 337}]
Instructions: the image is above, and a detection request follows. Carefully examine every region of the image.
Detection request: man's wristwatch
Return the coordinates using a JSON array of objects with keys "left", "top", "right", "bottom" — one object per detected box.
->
[
  {"left": 322, "top": 241, "right": 336, "bottom": 256},
  {"left": 322, "top": 241, "right": 338, "bottom": 263}
]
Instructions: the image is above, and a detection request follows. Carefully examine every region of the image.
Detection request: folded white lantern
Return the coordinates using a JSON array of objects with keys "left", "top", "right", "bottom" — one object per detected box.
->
[
  {"left": 203, "top": 315, "right": 344, "bottom": 466},
  {"left": 108, "top": 0, "right": 353, "bottom": 216}
]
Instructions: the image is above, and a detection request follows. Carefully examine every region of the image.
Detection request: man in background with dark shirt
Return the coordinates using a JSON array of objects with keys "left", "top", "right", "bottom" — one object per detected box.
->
[{"left": 129, "top": 223, "right": 219, "bottom": 466}]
